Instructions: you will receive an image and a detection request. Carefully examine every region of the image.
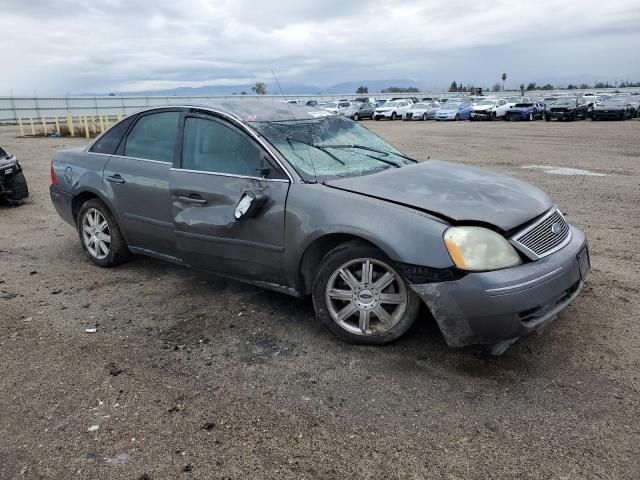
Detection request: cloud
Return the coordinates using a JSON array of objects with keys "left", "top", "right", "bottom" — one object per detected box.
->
[{"left": 0, "top": 0, "right": 638, "bottom": 94}]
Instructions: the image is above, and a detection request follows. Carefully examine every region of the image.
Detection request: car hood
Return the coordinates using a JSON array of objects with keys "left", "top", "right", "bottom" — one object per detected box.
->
[
  {"left": 325, "top": 160, "right": 552, "bottom": 231},
  {"left": 473, "top": 105, "right": 494, "bottom": 111},
  {"left": 595, "top": 105, "right": 625, "bottom": 110},
  {"left": 509, "top": 106, "right": 533, "bottom": 113}
]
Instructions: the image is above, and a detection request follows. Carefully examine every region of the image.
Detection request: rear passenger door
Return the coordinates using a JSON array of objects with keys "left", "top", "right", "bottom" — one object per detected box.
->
[
  {"left": 170, "top": 112, "right": 290, "bottom": 283},
  {"left": 103, "top": 108, "right": 182, "bottom": 259}
]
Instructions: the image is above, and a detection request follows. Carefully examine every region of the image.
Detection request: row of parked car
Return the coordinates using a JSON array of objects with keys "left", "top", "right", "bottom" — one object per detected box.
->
[{"left": 296, "top": 93, "right": 640, "bottom": 123}]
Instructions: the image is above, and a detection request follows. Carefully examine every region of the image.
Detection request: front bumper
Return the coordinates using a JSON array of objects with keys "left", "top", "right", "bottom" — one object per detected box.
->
[
  {"left": 505, "top": 111, "right": 530, "bottom": 121},
  {"left": 548, "top": 109, "right": 575, "bottom": 119},
  {"left": 470, "top": 110, "right": 493, "bottom": 120},
  {"left": 592, "top": 110, "right": 625, "bottom": 120},
  {"left": 410, "top": 225, "right": 589, "bottom": 352}
]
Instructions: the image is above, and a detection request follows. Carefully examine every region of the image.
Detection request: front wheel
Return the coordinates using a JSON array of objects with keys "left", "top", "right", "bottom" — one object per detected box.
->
[
  {"left": 353, "top": 113, "right": 359, "bottom": 121},
  {"left": 528, "top": 112, "right": 534, "bottom": 121},
  {"left": 545, "top": 114, "right": 551, "bottom": 122},
  {"left": 391, "top": 112, "right": 397, "bottom": 120},
  {"left": 77, "top": 198, "right": 130, "bottom": 267},
  {"left": 422, "top": 113, "right": 428, "bottom": 121},
  {"left": 454, "top": 113, "right": 460, "bottom": 121},
  {"left": 312, "top": 241, "right": 421, "bottom": 345}
]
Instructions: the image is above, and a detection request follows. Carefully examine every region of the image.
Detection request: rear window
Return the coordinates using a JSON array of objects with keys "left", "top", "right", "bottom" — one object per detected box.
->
[{"left": 89, "top": 115, "right": 135, "bottom": 155}]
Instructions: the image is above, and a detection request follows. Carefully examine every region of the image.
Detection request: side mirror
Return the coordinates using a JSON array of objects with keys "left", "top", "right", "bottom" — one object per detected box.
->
[{"left": 234, "top": 191, "right": 267, "bottom": 221}]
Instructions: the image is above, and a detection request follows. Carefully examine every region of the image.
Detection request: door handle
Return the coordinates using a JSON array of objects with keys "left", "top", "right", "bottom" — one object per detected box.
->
[
  {"left": 178, "top": 194, "right": 207, "bottom": 205},
  {"left": 106, "top": 174, "right": 125, "bottom": 184}
]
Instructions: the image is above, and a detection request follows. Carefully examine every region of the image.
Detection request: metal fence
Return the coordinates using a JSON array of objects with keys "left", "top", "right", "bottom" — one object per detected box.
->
[
  {"left": 1, "top": 88, "right": 636, "bottom": 125},
  {"left": 0, "top": 93, "right": 442, "bottom": 123}
]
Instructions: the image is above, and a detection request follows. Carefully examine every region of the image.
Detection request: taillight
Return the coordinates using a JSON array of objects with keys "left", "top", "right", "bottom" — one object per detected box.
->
[{"left": 50, "top": 161, "right": 57, "bottom": 185}]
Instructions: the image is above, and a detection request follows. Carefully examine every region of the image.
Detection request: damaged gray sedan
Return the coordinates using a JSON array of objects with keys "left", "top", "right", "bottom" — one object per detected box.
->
[{"left": 49, "top": 101, "right": 590, "bottom": 353}]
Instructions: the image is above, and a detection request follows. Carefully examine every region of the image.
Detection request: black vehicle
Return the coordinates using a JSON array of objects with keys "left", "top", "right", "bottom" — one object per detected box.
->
[
  {"left": 0, "top": 147, "right": 29, "bottom": 205},
  {"left": 591, "top": 98, "right": 636, "bottom": 120},
  {"left": 545, "top": 97, "right": 588, "bottom": 121}
]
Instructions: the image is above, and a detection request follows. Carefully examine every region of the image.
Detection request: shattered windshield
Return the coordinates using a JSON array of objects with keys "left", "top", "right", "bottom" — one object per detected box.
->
[{"left": 249, "top": 116, "right": 411, "bottom": 182}]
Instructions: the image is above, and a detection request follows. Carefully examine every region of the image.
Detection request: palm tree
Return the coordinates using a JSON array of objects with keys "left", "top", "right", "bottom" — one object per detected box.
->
[{"left": 501, "top": 73, "right": 507, "bottom": 91}]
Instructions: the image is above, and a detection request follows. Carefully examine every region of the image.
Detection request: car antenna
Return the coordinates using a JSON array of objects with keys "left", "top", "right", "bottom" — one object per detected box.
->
[{"left": 271, "top": 69, "right": 319, "bottom": 183}]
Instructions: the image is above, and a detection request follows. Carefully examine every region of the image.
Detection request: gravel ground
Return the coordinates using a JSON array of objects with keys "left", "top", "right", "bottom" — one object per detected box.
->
[{"left": 0, "top": 119, "right": 638, "bottom": 480}]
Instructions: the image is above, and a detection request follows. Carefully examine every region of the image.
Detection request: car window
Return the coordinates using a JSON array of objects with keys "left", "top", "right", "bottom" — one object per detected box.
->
[
  {"left": 182, "top": 117, "right": 263, "bottom": 176},
  {"left": 90, "top": 115, "right": 135, "bottom": 155},
  {"left": 124, "top": 112, "right": 180, "bottom": 162}
]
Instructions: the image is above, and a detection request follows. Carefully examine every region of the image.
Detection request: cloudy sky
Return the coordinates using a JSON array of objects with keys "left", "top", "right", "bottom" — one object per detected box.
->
[{"left": 1, "top": 0, "right": 639, "bottom": 94}]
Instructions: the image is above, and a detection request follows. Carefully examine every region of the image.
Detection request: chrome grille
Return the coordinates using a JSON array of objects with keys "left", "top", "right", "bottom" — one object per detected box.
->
[{"left": 511, "top": 208, "right": 571, "bottom": 259}]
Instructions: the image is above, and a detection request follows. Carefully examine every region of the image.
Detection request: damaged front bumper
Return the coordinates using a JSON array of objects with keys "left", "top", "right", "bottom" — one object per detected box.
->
[
  {"left": 0, "top": 155, "right": 29, "bottom": 203},
  {"left": 410, "top": 225, "right": 589, "bottom": 354}
]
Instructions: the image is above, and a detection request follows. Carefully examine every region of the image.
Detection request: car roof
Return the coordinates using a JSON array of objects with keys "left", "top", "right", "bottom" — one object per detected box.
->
[{"left": 140, "top": 101, "right": 336, "bottom": 122}]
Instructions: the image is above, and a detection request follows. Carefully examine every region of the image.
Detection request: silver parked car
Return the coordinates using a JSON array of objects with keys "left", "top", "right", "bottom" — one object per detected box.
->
[
  {"left": 50, "top": 102, "right": 590, "bottom": 353},
  {"left": 403, "top": 102, "right": 440, "bottom": 120}
]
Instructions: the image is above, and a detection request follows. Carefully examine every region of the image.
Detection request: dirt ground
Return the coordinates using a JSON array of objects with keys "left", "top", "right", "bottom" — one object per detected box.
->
[{"left": 1, "top": 118, "right": 638, "bottom": 480}]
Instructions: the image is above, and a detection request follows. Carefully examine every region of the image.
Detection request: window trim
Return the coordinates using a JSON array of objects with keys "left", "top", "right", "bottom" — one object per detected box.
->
[{"left": 176, "top": 111, "right": 290, "bottom": 181}]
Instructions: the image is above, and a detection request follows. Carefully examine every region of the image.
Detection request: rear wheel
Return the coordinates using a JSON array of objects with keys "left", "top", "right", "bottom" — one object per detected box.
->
[
  {"left": 77, "top": 198, "right": 130, "bottom": 267},
  {"left": 391, "top": 112, "right": 397, "bottom": 120},
  {"left": 312, "top": 241, "right": 421, "bottom": 345}
]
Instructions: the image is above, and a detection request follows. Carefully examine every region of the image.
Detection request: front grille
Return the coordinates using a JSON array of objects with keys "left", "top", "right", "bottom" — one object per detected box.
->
[{"left": 511, "top": 208, "right": 571, "bottom": 259}]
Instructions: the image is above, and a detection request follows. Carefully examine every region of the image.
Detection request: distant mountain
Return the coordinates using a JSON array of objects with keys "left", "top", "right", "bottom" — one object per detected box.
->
[{"left": 98, "top": 79, "right": 422, "bottom": 96}]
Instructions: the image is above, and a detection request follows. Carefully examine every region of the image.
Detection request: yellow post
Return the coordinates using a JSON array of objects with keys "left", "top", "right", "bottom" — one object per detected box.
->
[
  {"left": 41, "top": 115, "right": 47, "bottom": 136},
  {"left": 66, "top": 113, "right": 75, "bottom": 137},
  {"left": 55, "top": 117, "right": 61, "bottom": 136},
  {"left": 84, "top": 115, "right": 90, "bottom": 138},
  {"left": 29, "top": 115, "right": 36, "bottom": 136},
  {"left": 99, "top": 115, "right": 105, "bottom": 133},
  {"left": 17, "top": 116, "right": 25, "bottom": 137},
  {"left": 117, "top": 113, "right": 123, "bottom": 121}
]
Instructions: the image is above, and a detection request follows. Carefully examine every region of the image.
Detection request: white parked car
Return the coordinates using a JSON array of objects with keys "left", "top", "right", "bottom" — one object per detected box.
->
[
  {"left": 403, "top": 102, "right": 440, "bottom": 120},
  {"left": 470, "top": 98, "right": 511, "bottom": 120},
  {"left": 317, "top": 101, "right": 351, "bottom": 115},
  {"left": 373, "top": 100, "right": 413, "bottom": 120}
]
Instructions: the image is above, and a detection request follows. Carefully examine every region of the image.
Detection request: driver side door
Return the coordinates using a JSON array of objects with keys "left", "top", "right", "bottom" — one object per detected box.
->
[{"left": 170, "top": 112, "right": 291, "bottom": 283}]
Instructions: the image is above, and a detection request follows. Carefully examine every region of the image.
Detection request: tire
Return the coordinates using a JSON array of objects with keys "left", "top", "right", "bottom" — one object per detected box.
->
[
  {"left": 454, "top": 113, "right": 460, "bottom": 121},
  {"left": 422, "top": 113, "right": 428, "bottom": 121},
  {"left": 374, "top": 116, "right": 380, "bottom": 121},
  {"left": 591, "top": 116, "right": 596, "bottom": 121},
  {"left": 491, "top": 111, "right": 497, "bottom": 121},
  {"left": 353, "top": 113, "right": 359, "bottom": 121},
  {"left": 77, "top": 198, "right": 130, "bottom": 267},
  {"left": 311, "top": 241, "right": 421, "bottom": 345},
  {"left": 545, "top": 114, "right": 550, "bottom": 122},
  {"left": 528, "top": 113, "right": 534, "bottom": 121},
  {"left": 391, "top": 112, "right": 397, "bottom": 120}
]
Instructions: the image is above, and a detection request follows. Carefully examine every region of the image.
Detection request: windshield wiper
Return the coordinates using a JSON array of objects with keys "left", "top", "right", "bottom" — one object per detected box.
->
[
  {"left": 319, "top": 144, "right": 419, "bottom": 163},
  {"left": 285, "top": 137, "right": 345, "bottom": 165}
]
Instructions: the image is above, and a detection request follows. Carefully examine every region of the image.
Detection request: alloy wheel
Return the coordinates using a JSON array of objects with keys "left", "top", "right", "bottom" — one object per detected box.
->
[
  {"left": 82, "top": 208, "right": 111, "bottom": 260},
  {"left": 325, "top": 258, "right": 408, "bottom": 336}
]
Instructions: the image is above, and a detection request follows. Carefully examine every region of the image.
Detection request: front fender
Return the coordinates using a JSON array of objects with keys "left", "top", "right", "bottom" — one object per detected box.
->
[{"left": 283, "top": 183, "right": 455, "bottom": 288}]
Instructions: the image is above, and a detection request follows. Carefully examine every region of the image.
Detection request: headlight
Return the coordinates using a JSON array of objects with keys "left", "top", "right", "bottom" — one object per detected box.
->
[{"left": 443, "top": 227, "right": 522, "bottom": 271}]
